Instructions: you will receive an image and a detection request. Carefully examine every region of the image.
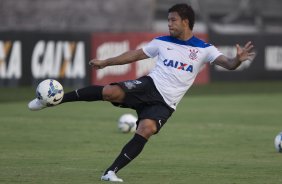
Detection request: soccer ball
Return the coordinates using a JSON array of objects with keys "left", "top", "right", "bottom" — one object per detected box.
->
[
  {"left": 274, "top": 132, "right": 282, "bottom": 153},
  {"left": 118, "top": 114, "right": 137, "bottom": 133},
  {"left": 36, "top": 79, "right": 64, "bottom": 106}
]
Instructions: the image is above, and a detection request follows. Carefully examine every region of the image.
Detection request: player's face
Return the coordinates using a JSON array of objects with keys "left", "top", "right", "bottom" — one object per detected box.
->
[{"left": 168, "top": 12, "right": 187, "bottom": 39}]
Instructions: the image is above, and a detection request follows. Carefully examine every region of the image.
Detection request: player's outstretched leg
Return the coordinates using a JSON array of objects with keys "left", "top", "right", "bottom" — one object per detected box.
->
[
  {"left": 28, "top": 98, "right": 47, "bottom": 111},
  {"left": 28, "top": 85, "right": 104, "bottom": 111}
]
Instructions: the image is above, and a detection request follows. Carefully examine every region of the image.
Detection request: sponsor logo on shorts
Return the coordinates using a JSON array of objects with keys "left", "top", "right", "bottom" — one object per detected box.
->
[{"left": 124, "top": 80, "right": 142, "bottom": 89}]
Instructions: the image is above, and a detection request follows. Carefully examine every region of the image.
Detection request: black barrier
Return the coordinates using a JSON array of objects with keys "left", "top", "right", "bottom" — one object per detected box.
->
[
  {"left": 209, "top": 32, "right": 282, "bottom": 81},
  {"left": 0, "top": 32, "right": 91, "bottom": 87},
  {"left": 1, "top": 31, "right": 282, "bottom": 87}
]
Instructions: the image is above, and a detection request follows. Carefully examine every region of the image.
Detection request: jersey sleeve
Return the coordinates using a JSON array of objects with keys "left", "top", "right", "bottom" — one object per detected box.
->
[
  {"left": 142, "top": 39, "right": 159, "bottom": 58},
  {"left": 205, "top": 45, "right": 223, "bottom": 63}
]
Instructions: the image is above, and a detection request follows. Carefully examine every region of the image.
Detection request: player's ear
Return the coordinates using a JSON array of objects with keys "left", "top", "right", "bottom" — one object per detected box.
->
[{"left": 182, "top": 18, "right": 189, "bottom": 28}]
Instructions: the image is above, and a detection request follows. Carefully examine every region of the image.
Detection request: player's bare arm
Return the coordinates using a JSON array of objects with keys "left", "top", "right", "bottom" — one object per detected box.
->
[
  {"left": 213, "top": 41, "right": 255, "bottom": 70},
  {"left": 89, "top": 49, "right": 149, "bottom": 69}
]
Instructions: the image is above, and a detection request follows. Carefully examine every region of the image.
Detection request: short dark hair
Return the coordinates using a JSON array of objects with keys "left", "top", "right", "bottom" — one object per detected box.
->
[{"left": 168, "top": 3, "right": 195, "bottom": 30}]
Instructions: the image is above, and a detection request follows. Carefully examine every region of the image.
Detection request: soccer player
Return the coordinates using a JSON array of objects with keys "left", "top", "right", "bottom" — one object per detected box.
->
[{"left": 28, "top": 3, "right": 255, "bottom": 182}]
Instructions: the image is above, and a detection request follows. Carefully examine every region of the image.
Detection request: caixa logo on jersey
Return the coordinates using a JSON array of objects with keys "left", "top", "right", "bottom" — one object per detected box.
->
[
  {"left": 0, "top": 40, "right": 21, "bottom": 79},
  {"left": 163, "top": 59, "right": 193, "bottom": 73},
  {"left": 31, "top": 41, "right": 86, "bottom": 79}
]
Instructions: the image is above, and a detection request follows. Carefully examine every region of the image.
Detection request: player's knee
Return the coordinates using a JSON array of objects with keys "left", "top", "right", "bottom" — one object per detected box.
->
[
  {"left": 136, "top": 120, "right": 157, "bottom": 139},
  {"left": 102, "top": 85, "right": 124, "bottom": 102}
]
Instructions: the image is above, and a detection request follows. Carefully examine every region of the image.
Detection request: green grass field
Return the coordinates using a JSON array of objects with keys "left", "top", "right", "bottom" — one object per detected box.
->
[{"left": 0, "top": 81, "right": 282, "bottom": 184}]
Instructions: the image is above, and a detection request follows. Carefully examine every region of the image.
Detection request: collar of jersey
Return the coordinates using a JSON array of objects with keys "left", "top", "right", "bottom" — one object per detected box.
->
[{"left": 156, "top": 35, "right": 211, "bottom": 48}]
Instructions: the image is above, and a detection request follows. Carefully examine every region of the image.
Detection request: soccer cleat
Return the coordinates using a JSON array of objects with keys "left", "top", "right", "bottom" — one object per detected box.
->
[
  {"left": 28, "top": 98, "right": 47, "bottom": 111},
  {"left": 101, "top": 171, "right": 123, "bottom": 182}
]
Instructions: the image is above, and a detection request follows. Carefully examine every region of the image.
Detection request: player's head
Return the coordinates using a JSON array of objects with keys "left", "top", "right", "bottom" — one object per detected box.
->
[{"left": 168, "top": 4, "right": 195, "bottom": 38}]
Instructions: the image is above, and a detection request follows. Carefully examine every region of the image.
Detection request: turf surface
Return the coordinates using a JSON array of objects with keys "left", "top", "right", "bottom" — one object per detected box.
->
[{"left": 0, "top": 81, "right": 282, "bottom": 184}]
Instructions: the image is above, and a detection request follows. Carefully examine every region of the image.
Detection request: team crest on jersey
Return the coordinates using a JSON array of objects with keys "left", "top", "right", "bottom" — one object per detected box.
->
[{"left": 189, "top": 49, "right": 199, "bottom": 60}]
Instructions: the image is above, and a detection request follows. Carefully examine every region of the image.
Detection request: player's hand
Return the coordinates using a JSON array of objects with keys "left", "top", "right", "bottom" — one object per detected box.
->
[
  {"left": 236, "top": 41, "right": 256, "bottom": 62},
  {"left": 89, "top": 59, "right": 106, "bottom": 69}
]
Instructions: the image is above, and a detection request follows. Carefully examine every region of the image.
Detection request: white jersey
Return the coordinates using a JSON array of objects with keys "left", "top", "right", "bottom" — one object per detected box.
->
[{"left": 142, "top": 35, "right": 222, "bottom": 110}]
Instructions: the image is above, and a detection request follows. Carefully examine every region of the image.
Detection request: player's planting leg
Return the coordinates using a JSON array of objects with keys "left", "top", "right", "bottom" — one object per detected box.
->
[
  {"left": 101, "top": 119, "right": 156, "bottom": 182},
  {"left": 101, "top": 134, "right": 148, "bottom": 182},
  {"left": 101, "top": 171, "right": 124, "bottom": 182}
]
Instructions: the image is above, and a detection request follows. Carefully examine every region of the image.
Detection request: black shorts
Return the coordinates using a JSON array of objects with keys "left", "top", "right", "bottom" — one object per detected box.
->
[{"left": 111, "top": 76, "right": 174, "bottom": 133}]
